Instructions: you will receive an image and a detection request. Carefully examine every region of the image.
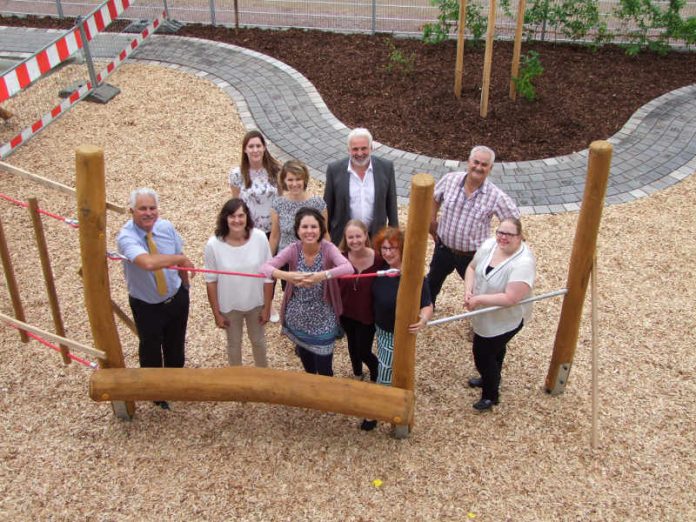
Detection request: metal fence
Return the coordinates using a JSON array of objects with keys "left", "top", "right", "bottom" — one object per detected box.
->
[{"left": 1, "top": 0, "right": 695, "bottom": 39}]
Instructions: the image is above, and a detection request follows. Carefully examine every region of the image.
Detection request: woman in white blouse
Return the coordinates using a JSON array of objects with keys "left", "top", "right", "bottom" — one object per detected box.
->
[
  {"left": 204, "top": 198, "right": 273, "bottom": 367},
  {"left": 464, "top": 217, "right": 536, "bottom": 411}
]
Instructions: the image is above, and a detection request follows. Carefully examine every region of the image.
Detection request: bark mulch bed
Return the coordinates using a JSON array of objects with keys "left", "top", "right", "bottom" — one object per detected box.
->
[{"left": 2, "top": 15, "right": 696, "bottom": 161}]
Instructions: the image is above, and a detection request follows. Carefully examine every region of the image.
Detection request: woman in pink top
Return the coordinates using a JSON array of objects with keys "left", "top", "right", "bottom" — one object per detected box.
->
[{"left": 261, "top": 207, "right": 352, "bottom": 376}]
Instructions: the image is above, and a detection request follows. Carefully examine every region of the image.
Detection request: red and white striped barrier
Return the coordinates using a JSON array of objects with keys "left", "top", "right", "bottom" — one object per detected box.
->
[
  {"left": 0, "top": 12, "right": 165, "bottom": 160},
  {"left": 0, "top": 0, "right": 132, "bottom": 104}
]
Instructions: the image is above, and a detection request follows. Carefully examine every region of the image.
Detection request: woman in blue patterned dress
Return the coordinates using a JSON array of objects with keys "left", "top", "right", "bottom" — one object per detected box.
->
[{"left": 261, "top": 207, "right": 353, "bottom": 376}]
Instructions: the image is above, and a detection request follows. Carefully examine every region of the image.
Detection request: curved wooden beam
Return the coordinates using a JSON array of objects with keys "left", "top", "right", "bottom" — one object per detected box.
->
[{"left": 90, "top": 367, "right": 415, "bottom": 425}]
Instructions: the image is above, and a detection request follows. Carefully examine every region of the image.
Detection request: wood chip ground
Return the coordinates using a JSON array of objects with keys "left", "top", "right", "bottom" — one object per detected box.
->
[{"left": 0, "top": 63, "right": 694, "bottom": 520}]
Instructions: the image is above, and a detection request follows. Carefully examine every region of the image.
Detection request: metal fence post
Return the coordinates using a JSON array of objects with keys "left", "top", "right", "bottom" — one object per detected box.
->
[
  {"left": 76, "top": 17, "right": 99, "bottom": 91},
  {"left": 371, "top": 0, "right": 377, "bottom": 34},
  {"left": 55, "top": 0, "right": 64, "bottom": 19},
  {"left": 162, "top": 0, "right": 170, "bottom": 19},
  {"left": 209, "top": 0, "right": 217, "bottom": 26}
]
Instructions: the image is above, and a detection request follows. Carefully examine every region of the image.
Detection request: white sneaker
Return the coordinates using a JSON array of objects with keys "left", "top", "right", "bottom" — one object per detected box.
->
[{"left": 270, "top": 309, "right": 280, "bottom": 323}]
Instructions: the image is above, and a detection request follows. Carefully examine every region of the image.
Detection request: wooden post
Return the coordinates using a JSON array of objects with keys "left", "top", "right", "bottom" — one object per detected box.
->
[
  {"left": 545, "top": 141, "right": 611, "bottom": 395},
  {"left": 391, "top": 173, "right": 434, "bottom": 437},
  {"left": 453, "top": 0, "right": 469, "bottom": 98},
  {"left": 28, "top": 198, "right": 71, "bottom": 365},
  {"left": 509, "top": 0, "right": 527, "bottom": 100},
  {"left": 479, "top": 0, "right": 497, "bottom": 117},
  {"left": 75, "top": 145, "right": 134, "bottom": 419},
  {"left": 0, "top": 217, "right": 28, "bottom": 342}
]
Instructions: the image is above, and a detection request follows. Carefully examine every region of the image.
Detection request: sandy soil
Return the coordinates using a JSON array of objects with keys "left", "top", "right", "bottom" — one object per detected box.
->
[{"left": 0, "top": 62, "right": 694, "bottom": 521}]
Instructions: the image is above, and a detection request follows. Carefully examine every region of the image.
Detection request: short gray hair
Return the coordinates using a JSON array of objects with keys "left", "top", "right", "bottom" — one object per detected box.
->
[
  {"left": 347, "top": 128, "right": 373, "bottom": 149},
  {"left": 129, "top": 187, "right": 159, "bottom": 209},
  {"left": 469, "top": 145, "right": 495, "bottom": 165}
]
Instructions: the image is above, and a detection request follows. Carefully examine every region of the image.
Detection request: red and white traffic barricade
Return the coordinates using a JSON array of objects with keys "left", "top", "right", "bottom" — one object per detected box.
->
[
  {"left": 0, "top": 12, "right": 165, "bottom": 160},
  {"left": 0, "top": 0, "right": 132, "bottom": 104}
]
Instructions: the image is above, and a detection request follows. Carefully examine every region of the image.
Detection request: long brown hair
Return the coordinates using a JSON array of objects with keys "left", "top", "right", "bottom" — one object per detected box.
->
[{"left": 240, "top": 130, "right": 281, "bottom": 191}]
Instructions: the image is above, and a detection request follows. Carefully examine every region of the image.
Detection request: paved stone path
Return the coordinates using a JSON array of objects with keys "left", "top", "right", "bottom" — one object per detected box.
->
[{"left": 2, "top": 27, "right": 695, "bottom": 214}]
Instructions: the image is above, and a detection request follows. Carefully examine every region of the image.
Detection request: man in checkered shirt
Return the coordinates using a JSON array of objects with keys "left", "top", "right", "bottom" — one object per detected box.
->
[{"left": 427, "top": 145, "right": 520, "bottom": 306}]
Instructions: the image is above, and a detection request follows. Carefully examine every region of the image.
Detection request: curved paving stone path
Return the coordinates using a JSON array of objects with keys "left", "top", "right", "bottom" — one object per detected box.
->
[{"left": 2, "top": 27, "right": 695, "bottom": 214}]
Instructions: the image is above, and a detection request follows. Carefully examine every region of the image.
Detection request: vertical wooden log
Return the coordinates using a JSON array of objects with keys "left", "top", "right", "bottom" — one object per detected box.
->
[
  {"left": 391, "top": 173, "right": 434, "bottom": 437},
  {"left": 509, "top": 0, "right": 527, "bottom": 100},
  {"left": 75, "top": 145, "right": 134, "bottom": 419},
  {"left": 479, "top": 0, "right": 497, "bottom": 118},
  {"left": 545, "top": 141, "right": 611, "bottom": 395},
  {"left": 453, "top": 0, "right": 468, "bottom": 98},
  {"left": 0, "top": 216, "right": 28, "bottom": 342},
  {"left": 27, "top": 197, "right": 71, "bottom": 365}
]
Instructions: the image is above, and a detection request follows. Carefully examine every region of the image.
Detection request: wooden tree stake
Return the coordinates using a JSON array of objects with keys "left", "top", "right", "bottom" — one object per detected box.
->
[
  {"left": 479, "top": 0, "right": 497, "bottom": 117},
  {"left": 454, "top": 0, "right": 469, "bottom": 97},
  {"left": 509, "top": 0, "right": 527, "bottom": 100}
]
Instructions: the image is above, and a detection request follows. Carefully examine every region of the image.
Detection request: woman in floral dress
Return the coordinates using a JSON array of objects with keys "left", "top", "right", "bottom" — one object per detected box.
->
[{"left": 261, "top": 207, "right": 352, "bottom": 376}]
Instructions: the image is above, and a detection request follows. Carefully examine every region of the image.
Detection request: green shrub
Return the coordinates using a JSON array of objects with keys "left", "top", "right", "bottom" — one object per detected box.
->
[
  {"left": 512, "top": 50, "right": 544, "bottom": 101},
  {"left": 385, "top": 39, "right": 416, "bottom": 75}
]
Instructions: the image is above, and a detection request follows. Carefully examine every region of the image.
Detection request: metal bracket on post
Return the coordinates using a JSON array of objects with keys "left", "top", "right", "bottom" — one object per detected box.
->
[
  {"left": 111, "top": 400, "right": 133, "bottom": 420},
  {"left": 392, "top": 424, "right": 410, "bottom": 439},
  {"left": 74, "top": 16, "right": 121, "bottom": 104},
  {"left": 547, "top": 363, "right": 572, "bottom": 396}
]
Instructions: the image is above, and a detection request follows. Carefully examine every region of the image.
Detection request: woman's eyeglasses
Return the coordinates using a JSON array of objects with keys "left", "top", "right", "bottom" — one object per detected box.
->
[{"left": 496, "top": 230, "right": 519, "bottom": 238}]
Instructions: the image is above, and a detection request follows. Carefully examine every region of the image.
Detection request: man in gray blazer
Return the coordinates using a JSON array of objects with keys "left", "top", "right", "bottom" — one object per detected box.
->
[{"left": 324, "top": 128, "right": 399, "bottom": 245}]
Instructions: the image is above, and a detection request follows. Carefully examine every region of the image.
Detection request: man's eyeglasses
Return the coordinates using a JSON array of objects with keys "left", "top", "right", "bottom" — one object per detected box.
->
[{"left": 496, "top": 230, "right": 519, "bottom": 238}]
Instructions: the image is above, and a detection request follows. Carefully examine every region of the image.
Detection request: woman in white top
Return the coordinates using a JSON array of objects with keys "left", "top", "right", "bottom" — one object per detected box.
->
[
  {"left": 204, "top": 198, "right": 273, "bottom": 367},
  {"left": 464, "top": 217, "right": 536, "bottom": 411},
  {"left": 228, "top": 130, "right": 281, "bottom": 235}
]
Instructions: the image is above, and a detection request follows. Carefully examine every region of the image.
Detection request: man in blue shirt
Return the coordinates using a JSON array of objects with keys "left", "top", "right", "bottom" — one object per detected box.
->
[{"left": 117, "top": 188, "right": 194, "bottom": 410}]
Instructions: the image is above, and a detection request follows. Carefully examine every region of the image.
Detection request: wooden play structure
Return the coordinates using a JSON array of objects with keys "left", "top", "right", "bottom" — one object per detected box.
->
[
  {"left": 1, "top": 141, "right": 611, "bottom": 438},
  {"left": 454, "top": 0, "right": 528, "bottom": 116},
  {"left": 77, "top": 145, "right": 433, "bottom": 436}
]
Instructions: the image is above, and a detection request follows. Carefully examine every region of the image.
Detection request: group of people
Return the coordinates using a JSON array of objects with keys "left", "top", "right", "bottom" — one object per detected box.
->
[{"left": 116, "top": 127, "right": 535, "bottom": 418}]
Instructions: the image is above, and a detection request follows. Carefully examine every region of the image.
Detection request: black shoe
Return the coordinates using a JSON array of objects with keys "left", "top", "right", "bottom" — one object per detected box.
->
[
  {"left": 468, "top": 377, "right": 483, "bottom": 388},
  {"left": 360, "top": 419, "right": 377, "bottom": 431},
  {"left": 153, "top": 401, "right": 170, "bottom": 410},
  {"left": 472, "top": 399, "right": 496, "bottom": 411}
]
